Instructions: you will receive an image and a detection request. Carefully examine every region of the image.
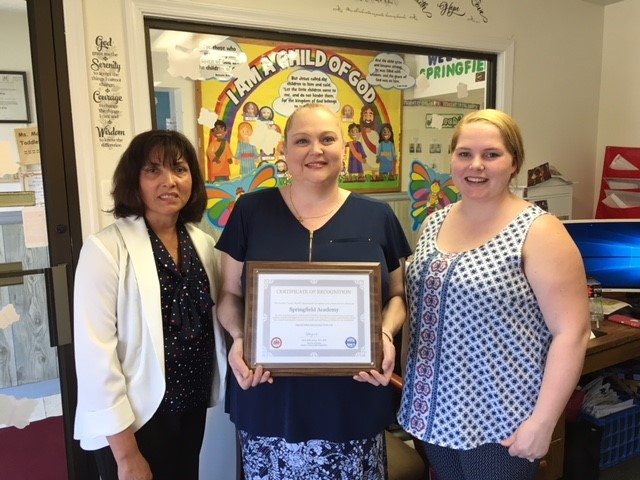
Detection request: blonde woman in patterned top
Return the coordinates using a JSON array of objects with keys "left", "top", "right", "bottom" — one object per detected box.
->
[{"left": 399, "top": 109, "right": 590, "bottom": 480}]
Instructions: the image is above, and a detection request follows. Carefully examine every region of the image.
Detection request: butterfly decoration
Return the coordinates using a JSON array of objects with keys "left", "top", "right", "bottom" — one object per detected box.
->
[
  {"left": 205, "top": 164, "right": 279, "bottom": 230},
  {"left": 408, "top": 161, "right": 460, "bottom": 231}
]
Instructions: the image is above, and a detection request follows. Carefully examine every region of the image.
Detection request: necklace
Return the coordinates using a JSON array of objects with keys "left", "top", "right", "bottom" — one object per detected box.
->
[
  {"left": 168, "top": 244, "right": 180, "bottom": 265},
  {"left": 289, "top": 187, "right": 338, "bottom": 223}
]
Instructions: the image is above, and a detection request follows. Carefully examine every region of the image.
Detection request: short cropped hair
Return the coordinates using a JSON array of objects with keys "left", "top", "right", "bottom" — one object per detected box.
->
[{"left": 110, "top": 130, "right": 207, "bottom": 223}]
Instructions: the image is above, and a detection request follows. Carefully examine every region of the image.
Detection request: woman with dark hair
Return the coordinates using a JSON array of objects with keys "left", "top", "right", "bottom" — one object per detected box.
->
[{"left": 73, "top": 130, "right": 227, "bottom": 480}]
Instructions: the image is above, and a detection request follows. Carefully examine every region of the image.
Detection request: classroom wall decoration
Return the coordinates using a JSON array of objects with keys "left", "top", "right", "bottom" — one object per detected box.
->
[
  {"left": 407, "top": 161, "right": 459, "bottom": 231},
  {"left": 205, "top": 163, "right": 279, "bottom": 230},
  {"left": 595, "top": 146, "right": 640, "bottom": 219},
  {"left": 191, "top": 38, "right": 410, "bottom": 193}
]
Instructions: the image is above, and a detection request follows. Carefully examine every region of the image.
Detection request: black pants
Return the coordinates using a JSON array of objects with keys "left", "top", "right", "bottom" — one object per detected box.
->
[
  {"left": 419, "top": 441, "right": 539, "bottom": 480},
  {"left": 94, "top": 408, "right": 207, "bottom": 480}
]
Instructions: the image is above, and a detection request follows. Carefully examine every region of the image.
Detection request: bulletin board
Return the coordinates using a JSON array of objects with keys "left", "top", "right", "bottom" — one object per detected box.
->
[{"left": 195, "top": 38, "right": 407, "bottom": 193}]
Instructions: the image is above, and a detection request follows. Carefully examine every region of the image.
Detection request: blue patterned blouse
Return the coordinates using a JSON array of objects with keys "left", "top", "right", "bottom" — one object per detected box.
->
[{"left": 398, "top": 204, "right": 552, "bottom": 449}]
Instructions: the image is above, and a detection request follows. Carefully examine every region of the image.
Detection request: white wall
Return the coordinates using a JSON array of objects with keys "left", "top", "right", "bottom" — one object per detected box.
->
[
  {"left": 507, "top": 4, "right": 604, "bottom": 218},
  {"left": 596, "top": 0, "right": 640, "bottom": 213},
  {"left": 0, "top": 11, "right": 35, "bottom": 176},
  {"left": 200, "top": 402, "right": 237, "bottom": 479},
  {"left": 66, "top": 0, "right": 609, "bottom": 237},
  {"left": 60, "top": 1, "right": 617, "bottom": 476}
]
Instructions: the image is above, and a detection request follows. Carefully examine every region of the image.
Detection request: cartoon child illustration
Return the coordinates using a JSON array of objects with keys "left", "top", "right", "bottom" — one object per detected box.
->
[
  {"left": 234, "top": 121, "right": 260, "bottom": 175},
  {"left": 206, "top": 119, "right": 233, "bottom": 182},
  {"left": 376, "top": 123, "right": 397, "bottom": 176},
  {"left": 243, "top": 101, "right": 259, "bottom": 120},
  {"left": 345, "top": 123, "right": 366, "bottom": 174},
  {"left": 341, "top": 104, "right": 354, "bottom": 121},
  {"left": 340, "top": 161, "right": 348, "bottom": 178},
  {"left": 275, "top": 159, "right": 290, "bottom": 179},
  {"left": 259, "top": 106, "right": 274, "bottom": 122},
  {"left": 275, "top": 135, "right": 285, "bottom": 161}
]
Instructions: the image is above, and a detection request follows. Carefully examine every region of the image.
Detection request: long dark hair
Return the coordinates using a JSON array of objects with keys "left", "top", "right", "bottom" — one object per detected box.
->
[{"left": 110, "top": 130, "right": 207, "bottom": 222}]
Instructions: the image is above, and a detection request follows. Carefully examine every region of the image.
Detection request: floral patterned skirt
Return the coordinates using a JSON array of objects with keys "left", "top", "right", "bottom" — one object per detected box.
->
[{"left": 238, "top": 430, "right": 388, "bottom": 480}]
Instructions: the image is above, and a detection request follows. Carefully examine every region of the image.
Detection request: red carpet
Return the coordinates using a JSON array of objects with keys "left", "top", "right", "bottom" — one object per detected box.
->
[{"left": 0, "top": 416, "right": 68, "bottom": 480}]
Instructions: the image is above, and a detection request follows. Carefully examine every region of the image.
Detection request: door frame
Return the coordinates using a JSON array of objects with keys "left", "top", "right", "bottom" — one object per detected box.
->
[{"left": 25, "top": 0, "right": 96, "bottom": 478}]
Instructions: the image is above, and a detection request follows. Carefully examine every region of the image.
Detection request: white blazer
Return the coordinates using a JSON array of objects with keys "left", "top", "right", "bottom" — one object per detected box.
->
[{"left": 73, "top": 216, "right": 227, "bottom": 450}]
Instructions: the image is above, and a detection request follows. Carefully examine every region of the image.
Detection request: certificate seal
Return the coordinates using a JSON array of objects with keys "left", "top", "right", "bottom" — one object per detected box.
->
[
  {"left": 345, "top": 337, "right": 357, "bottom": 349},
  {"left": 270, "top": 337, "right": 282, "bottom": 349}
]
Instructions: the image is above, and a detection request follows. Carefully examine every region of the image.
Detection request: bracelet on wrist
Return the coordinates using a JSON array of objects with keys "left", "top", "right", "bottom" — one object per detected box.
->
[{"left": 381, "top": 328, "right": 394, "bottom": 343}]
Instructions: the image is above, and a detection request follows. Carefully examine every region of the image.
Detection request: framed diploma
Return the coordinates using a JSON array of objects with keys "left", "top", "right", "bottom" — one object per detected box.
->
[
  {"left": 244, "top": 261, "right": 383, "bottom": 376},
  {"left": 0, "top": 72, "right": 30, "bottom": 123}
]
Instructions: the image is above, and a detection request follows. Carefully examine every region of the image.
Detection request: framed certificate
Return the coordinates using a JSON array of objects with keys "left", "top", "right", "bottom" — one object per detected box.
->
[
  {"left": 0, "top": 72, "right": 30, "bottom": 123},
  {"left": 244, "top": 261, "right": 383, "bottom": 376}
]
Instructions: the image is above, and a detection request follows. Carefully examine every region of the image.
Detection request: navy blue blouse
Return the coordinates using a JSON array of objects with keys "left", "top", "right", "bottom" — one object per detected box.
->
[
  {"left": 215, "top": 188, "right": 412, "bottom": 442},
  {"left": 147, "top": 222, "right": 215, "bottom": 413}
]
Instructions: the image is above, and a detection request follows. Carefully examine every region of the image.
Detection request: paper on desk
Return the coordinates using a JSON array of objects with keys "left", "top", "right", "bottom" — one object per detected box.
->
[{"left": 601, "top": 297, "right": 631, "bottom": 315}]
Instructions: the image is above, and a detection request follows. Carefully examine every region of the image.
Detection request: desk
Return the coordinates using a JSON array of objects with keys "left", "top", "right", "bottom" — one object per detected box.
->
[
  {"left": 583, "top": 320, "right": 640, "bottom": 375},
  {"left": 540, "top": 319, "right": 640, "bottom": 480}
]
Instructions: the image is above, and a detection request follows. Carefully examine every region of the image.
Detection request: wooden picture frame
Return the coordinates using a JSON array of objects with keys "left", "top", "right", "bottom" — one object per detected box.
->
[{"left": 244, "top": 261, "right": 382, "bottom": 376}]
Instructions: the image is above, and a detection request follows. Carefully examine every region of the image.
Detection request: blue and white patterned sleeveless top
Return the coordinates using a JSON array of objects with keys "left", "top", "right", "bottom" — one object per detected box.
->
[{"left": 398, "top": 204, "right": 552, "bottom": 449}]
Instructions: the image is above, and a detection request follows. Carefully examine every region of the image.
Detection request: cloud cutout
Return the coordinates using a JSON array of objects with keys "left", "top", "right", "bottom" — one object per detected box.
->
[
  {"left": 251, "top": 122, "right": 282, "bottom": 155},
  {"left": 0, "top": 395, "right": 38, "bottom": 429},
  {"left": 367, "top": 53, "right": 415, "bottom": 90},
  {"left": 272, "top": 71, "right": 340, "bottom": 118},
  {"left": 166, "top": 37, "right": 248, "bottom": 81},
  {"left": 197, "top": 108, "right": 219, "bottom": 129},
  {"left": 0, "top": 304, "right": 19, "bottom": 329}
]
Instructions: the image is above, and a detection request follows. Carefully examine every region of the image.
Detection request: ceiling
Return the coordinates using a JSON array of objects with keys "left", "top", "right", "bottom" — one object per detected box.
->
[{"left": 0, "top": 0, "right": 624, "bottom": 13}]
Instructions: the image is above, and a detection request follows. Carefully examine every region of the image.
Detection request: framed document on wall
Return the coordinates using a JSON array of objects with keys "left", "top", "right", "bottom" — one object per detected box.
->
[
  {"left": 0, "top": 71, "right": 31, "bottom": 123},
  {"left": 244, "top": 261, "right": 383, "bottom": 376}
]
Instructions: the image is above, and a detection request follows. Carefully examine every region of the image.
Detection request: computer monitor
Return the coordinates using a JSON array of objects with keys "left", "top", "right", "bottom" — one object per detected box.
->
[{"left": 562, "top": 219, "right": 640, "bottom": 293}]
